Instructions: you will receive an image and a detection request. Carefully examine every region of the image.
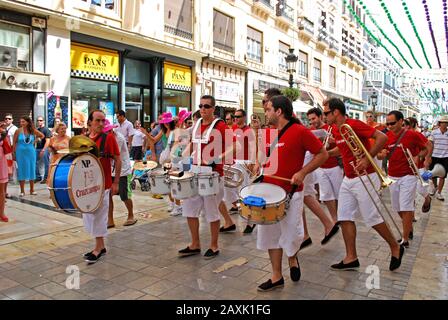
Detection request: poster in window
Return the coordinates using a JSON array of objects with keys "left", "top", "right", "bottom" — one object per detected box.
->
[
  {"left": 48, "top": 96, "right": 68, "bottom": 128},
  {"left": 72, "top": 100, "right": 89, "bottom": 128},
  {"left": 100, "top": 101, "right": 115, "bottom": 124},
  {"left": 166, "top": 106, "right": 177, "bottom": 116}
]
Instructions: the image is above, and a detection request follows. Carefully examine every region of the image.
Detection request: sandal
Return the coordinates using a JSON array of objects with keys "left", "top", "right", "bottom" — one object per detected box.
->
[{"left": 123, "top": 219, "right": 137, "bottom": 226}]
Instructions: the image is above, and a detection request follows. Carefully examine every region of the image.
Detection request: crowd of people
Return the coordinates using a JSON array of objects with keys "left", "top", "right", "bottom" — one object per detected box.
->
[{"left": 1, "top": 90, "right": 447, "bottom": 292}]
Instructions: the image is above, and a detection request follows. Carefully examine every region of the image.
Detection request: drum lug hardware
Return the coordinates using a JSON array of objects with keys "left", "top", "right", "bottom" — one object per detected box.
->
[{"left": 209, "top": 177, "right": 213, "bottom": 187}]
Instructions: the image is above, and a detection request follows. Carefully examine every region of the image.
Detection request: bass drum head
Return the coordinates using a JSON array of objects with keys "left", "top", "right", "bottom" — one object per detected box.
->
[
  {"left": 239, "top": 183, "right": 286, "bottom": 204},
  {"left": 68, "top": 154, "right": 105, "bottom": 213}
]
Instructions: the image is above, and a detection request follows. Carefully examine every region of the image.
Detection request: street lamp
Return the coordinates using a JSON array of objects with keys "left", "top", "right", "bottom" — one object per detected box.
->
[
  {"left": 285, "top": 48, "right": 298, "bottom": 88},
  {"left": 370, "top": 92, "right": 378, "bottom": 115}
]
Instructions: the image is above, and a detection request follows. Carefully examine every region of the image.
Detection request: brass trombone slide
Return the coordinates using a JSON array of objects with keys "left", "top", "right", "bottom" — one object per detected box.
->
[
  {"left": 340, "top": 123, "right": 402, "bottom": 239},
  {"left": 401, "top": 146, "right": 428, "bottom": 187}
]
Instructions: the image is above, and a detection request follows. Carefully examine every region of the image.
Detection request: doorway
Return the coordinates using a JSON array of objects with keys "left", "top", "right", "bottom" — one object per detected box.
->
[{"left": 124, "top": 86, "right": 150, "bottom": 126}]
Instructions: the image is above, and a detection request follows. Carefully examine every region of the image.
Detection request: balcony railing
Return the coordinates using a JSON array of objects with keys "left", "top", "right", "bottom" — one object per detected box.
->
[
  {"left": 298, "top": 17, "right": 314, "bottom": 34},
  {"left": 254, "top": 0, "right": 273, "bottom": 9},
  {"left": 276, "top": 4, "right": 294, "bottom": 22},
  {"left": 317, "top": 28, "right": 331, "bottom": 46},
  {"left": 164, "top": 25, "right": 193, "bottom": 41},
  {"left": 213, "top": 41, "right": 234, "bottom": 53}
]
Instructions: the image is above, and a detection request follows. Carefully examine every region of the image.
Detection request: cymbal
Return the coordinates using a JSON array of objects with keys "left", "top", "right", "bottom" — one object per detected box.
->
[{"left": 133, "top": 161, "right": 158, "bottom": 170}]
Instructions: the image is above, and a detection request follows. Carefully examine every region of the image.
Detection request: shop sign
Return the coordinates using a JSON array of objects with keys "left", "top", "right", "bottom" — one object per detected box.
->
[
  {"left": 0, "top": 69, "right": 50, "bottom": 92},
  {"left": 71, "top": 43, "right": 119, "bottom": 81},
  {"left": 213, "top": 80, "right": 240, "bottom": 103},
  {"left": 164, "top": 62, "right": 191, "bottom": 91}
]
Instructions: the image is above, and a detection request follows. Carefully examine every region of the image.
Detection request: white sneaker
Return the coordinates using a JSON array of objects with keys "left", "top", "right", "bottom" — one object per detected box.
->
[
  {"left": 170, "top": 205, "right": 182, "bottom": 216},
  {"left": 167, "top": 202, "right": 174, "bottom": 212},
  {"left": 429, "top": 181, "right": 436, "bottom": 196},
  {"left": 436, "top": 192, "right": 444, "bottom": 201}
]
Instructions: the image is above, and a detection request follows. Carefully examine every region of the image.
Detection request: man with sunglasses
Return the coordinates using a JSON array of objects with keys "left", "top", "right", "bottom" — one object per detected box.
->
[
  {"left": 377, "top": 111, "right": 430, "bottom": 248},
  {"left": 324, "top": 98, "right": 404, "bottom": 271},
  {"left": 178, "top": 95, "right": 229, "bottom": 260}
]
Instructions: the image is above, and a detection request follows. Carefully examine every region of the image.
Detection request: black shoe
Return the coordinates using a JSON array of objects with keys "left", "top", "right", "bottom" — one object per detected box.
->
[
  {"left": 257, "top": 278, "right": 284, "bottom": 292},
  {"left": 84, "top": 251, "right": 104, "bottom": 264},
  {"left": 219, "top": 224, "right": 236, "bottom": 233},
  {"left": 299, "top": 237, "right": 312, "bottom": 251},
  {"left": 178, "top": 246, "right": 201, "bottom": 257},
  {"left": 83, "top": 248, "right": 106, "bottom": 258},
  {"left": 243, "top": 224, "right": 256, "bottom": 234},
  {"left": 331, "top": 259, "right": 360, "bottom": 270},
  {"left": 321, "top": 224, "right": 340, "bottom": 245},
  {"left": 397, "top": 239, "right": 410, "bottom": 248},
  {"left": 422, "top": 197, "right": 431, "bottom": 213},
  {"left": 290, "top": 257, "right": 301, "bottom": 282},
  {"left": 229, "top": 207, "right": 239, "bottom": 215},
  {"left": 203, "top": 248, "right": 219, "bottom": 259},
  {"left": 389, "top": 245, "right": 405, "bottom": 271}
]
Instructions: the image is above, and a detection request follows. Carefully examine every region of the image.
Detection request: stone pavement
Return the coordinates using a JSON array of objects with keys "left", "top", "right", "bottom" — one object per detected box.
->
[{"left": 0, "top": 181, "right": 447, "bottom": 300}]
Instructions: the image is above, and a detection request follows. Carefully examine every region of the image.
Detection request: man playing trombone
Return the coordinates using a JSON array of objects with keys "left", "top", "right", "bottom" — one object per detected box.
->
[
  {"left": 377, "top": 111, "right": 431, "bottom": 248},
  {"left": 323, "top": 98, "right": 404, "bottom": 271}
]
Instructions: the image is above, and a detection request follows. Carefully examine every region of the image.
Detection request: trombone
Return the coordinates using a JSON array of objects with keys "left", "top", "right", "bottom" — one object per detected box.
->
[
  {"left": 323, "top": 126, "right": 333, "bottom": 148},
  {"left": 401, "top": 146, "right": 428, "bottom": 187},
  {"left": 340, "top": 124, "right": 402, "bottom": 238}
]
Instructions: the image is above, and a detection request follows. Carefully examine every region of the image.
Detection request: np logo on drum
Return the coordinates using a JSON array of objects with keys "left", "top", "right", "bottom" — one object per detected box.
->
[{"left": 81, "top": 159, "right": 92, "bottom": 168}]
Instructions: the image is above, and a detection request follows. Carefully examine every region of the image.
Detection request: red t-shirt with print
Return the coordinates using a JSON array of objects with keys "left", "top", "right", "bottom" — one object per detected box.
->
[
  {"left": 333, "top": 118, "right": 376, "bottom": 179},
  {"left": 263, "top": 123, "right": 323, "bottom": 193},
  {"left": 92, "top": 133, "right": 120, "bottom": 190},
  {"left": 385, "top": 129, "right": 427, "bottom": 177}
]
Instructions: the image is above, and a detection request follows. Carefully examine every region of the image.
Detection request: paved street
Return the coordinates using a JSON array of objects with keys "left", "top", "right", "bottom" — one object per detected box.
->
[{"left": 0, "top": 182, "right": 447, "bottom": 300}]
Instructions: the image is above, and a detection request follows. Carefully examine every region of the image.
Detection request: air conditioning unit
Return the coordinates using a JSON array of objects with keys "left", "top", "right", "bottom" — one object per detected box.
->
[{"left": 0, "top": 45, "right": 18, "bottom": 68}]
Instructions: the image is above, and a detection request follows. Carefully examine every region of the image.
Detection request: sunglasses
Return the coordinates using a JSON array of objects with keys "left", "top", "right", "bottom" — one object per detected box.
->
[
  {"left": 199, "top": 104, "right": 213, "bottom": 109},
  {"left": 386, "top": 121, "right": 397, "bottom": 126},
  {"left": 37, "top": 119, "right": 44, "bottom": 122},
  {"left": 367, "top": 115, "right": 374, "bottom": 118},
  {"left": 5, "top": 117, "right": 12, "bottom": 120},
  {"left": 233, "top": 115, "right": 243, "bottom": 119},
  {"left": 323, "top": 110, "right": 333, "bottom": 116}
]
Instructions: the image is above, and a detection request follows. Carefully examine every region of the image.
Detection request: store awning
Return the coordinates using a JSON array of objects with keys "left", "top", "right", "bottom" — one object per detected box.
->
[{"left": 301, "top": 84, "right": 327, "bottom": 107}]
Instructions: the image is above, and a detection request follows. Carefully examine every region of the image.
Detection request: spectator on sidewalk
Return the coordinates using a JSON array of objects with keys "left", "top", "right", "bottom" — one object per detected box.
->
[
  {"left": 0, "top": 121, "right": 12, "bottom": 222},
  {"left": 4, "top": 113, "right": 17, "bottom": 198},
  {"left": 130, "top": 120, "right": 146, "bottom": 161},
  {"left": 35, "top": 116, "right": 52, "bottom": 183},
  {"left": 115, "top": 110, "right": 134, "bottom": 149},
  {"left": 47, "top": 122, "right": 70, "bottom": 185}
]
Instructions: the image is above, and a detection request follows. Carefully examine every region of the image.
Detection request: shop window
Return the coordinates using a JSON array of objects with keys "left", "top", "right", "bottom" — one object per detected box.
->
[
  {"left": 71, "top": 78, "right": 119, "bottom": 128},
  {"left": 213, "top": 10, "right": 234, "bottom": 53},
  {"left": 163, "top": 89, "right": 191, "bottom": 116},
  {"left": 247, "top": 26, "right": 262, "bottom": 62},
  {"left": 0, "top": 21, "right": 31, "bottom": 71}
]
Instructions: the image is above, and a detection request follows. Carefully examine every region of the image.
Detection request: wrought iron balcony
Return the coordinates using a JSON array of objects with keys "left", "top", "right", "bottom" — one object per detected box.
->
[
  {"left": 254, "top": 0, "right": 273, "bottom": 9},
  {"left": 298, "top": 16, "right": 314, "bottom": 35},
  {"left": 164, "top": 25, "right": 193, "bottom": 41},
  {"left": 276, "top": 4, "right": 294, "bottom": 22}
]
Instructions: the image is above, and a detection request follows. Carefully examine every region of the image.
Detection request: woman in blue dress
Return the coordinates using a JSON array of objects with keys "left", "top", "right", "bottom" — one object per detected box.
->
[{"left": 12, "top": 116, "right": 44, "bottom": 196}]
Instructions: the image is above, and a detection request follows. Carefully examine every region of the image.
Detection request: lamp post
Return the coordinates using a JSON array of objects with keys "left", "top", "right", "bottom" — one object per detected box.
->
[
  {"left": 285, "top": 48, "right": 298, "bottom": 88},
  {"left": 371, "top": 92, "right": 378, "bottom": 115}
]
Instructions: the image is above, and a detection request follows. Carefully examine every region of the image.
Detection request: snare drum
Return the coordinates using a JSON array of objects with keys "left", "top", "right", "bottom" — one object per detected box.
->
[
  {"left": 149, "top": 169, "right": 170, "bottom": 195},
  {"left": 170, "top": 172, "right": 198, "bottom": 200},
  {"left": 49, "top": 153, "right": 105, "bottom": 213},
  {"left": 197, "top": 172, "right": 221, "bottom": 196},
  {"left": 239, "top": 183, "right": 287, "bottom": 224}
]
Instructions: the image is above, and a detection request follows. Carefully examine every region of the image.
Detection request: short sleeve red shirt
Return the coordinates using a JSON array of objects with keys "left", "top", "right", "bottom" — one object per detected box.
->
[
  {"left": 385, "top": 130, "right": 427, "bottom": 177},
  {"left": 320, "top": 124, "right": 339, "bottom": 169},
  {"left": 232, "top": 125, "right": 254, "bottom": 161},
  {"left": 263, "top": 123, "right": 323, "bottom": 193},
  {"left": 193, "top": 120, "right": 228, "bottom": 176},
  {"left": 93, "top": 133, "right": 120, "bottom": 190},
  {"left": 333, "top": 119, "right": 376, "bottom": 178}
]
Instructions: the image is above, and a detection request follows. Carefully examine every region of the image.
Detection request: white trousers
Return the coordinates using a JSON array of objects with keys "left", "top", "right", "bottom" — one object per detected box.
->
[
  {"left": 257, "top": 191, "right": 304, "bottom": 257},
  {"left": 82, "top": 190, "right": 110, "bottom": 238},
  {"left": 182, "top": 180, "right": 224, "bottom": 223},
  {"left": 317, "top": 166, "right": 344, "bottom": 201}
]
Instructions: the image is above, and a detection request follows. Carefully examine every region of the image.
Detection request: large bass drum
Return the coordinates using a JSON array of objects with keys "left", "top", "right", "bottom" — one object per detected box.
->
[{"left": 49, "top": 153, "right": 105, "bottom": 213}]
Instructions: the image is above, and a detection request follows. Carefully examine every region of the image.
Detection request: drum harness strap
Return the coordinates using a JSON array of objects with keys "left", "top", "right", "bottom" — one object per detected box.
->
[
  {"left": 191, "top": 118, "right": 222, "bottom": 170},
  {"left": 256, "top": 121, "right": 298, "bottom": 210},
  {"left": 94, "top": 132, "right": 113, "bottom": 159}
]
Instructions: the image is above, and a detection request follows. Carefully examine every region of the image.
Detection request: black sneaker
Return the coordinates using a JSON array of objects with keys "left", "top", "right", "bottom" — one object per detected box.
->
[
  {"left": 389, "top": 245, "right": 405, "bottom": 271},
  {"left": 219, "top": 224, "right": 236, "bottom": 233},
  {"left": 299, "top": 237, "right": 312, "bottom": 251},
  {"left": 229, "top": 207, "right": 239, "bottom": 215},
  {"left": 203, "top": 248, "right": 219, "bottom": 259},
  {"left": 257, "top": 278, "right": 284, "bottom": 292},
  {"left": 83, "top": 248, "right": 106, "bottom": 258},
  {"left": 178, "top": 246, "right": 201, "bottom": 257},
  {"left": 290, "top": 257, "right": 301, "bottom": 282},
  {"left": 243, "top": 224, "right": 256, "bottom": 234},
  {"left": 85, "top": 251, "right": 104, "bottom": 264},
  {"left": 321, "top": 224, "right": 340, "bottom": 245},
  {"left": 330, "top": 259, "right": 360, "bottom": 270}
]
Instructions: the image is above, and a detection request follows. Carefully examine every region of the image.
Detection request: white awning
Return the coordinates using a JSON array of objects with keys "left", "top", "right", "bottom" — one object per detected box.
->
[{"left": 293, "top": 99, "right": 313, "bottom": 113}]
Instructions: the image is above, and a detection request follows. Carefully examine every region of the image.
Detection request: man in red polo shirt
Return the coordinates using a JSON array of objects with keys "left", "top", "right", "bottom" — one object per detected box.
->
[
  {"left": 324, "top": 98, "right": 404, "bottom": 271},
  {"left": 83, "top": 109, "right": 121, "bottom": 264},
  {"left": 256, "top": 95, "right": 328, "bottom": 292},
  {"left": 377, "top": 111, "right": 430, "bottom": 247}
]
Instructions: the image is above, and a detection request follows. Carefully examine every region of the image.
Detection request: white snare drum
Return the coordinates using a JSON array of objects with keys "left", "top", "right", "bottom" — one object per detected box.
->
[
  {"left": 239, "top": 183, "right": 287, "bottom": 224},
  {"left": 170, "top": 172, "right": 198, "bottom": 200},
  {"left": 197, "top": 172, "right": 221, "bottom": 196},
  {"left": 149, "top": 169, "right": 170, "bottom": 195}
]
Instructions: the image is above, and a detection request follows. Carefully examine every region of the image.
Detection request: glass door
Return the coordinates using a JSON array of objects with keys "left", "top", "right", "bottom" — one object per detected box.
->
[{"left": 125, "top": 86, "right": 142, "bottom": 124}]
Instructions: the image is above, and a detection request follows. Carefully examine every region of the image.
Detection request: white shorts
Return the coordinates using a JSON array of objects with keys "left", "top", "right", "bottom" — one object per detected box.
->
[
  {"left": 417, "top": 168, "right": 429, "bottom": 198},
  {"left": 182, "top": 180, "right": 224, "bottom": 223},
  {"left": 318, "top": 166, "right": 344, "bottom": 201},
  {"left": 389, "top": 175, "right": 418, "bottom": 212},
  {"left": 303, "top": 171, "right": 317, "bottom": 197},
  {"left": 257, "top": 191, "right": 304, "bottom": 257},
  {"left": 83, "top": 190, "right": 110, "bottom": 238},
  {"left": 337, "top": 174, "right": 384, "bottom": 227}
]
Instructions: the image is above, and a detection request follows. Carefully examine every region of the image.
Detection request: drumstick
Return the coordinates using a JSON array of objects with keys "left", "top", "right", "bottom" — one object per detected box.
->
[{"left": 264, "top": 174, "right": 291, "bottom": 183}]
